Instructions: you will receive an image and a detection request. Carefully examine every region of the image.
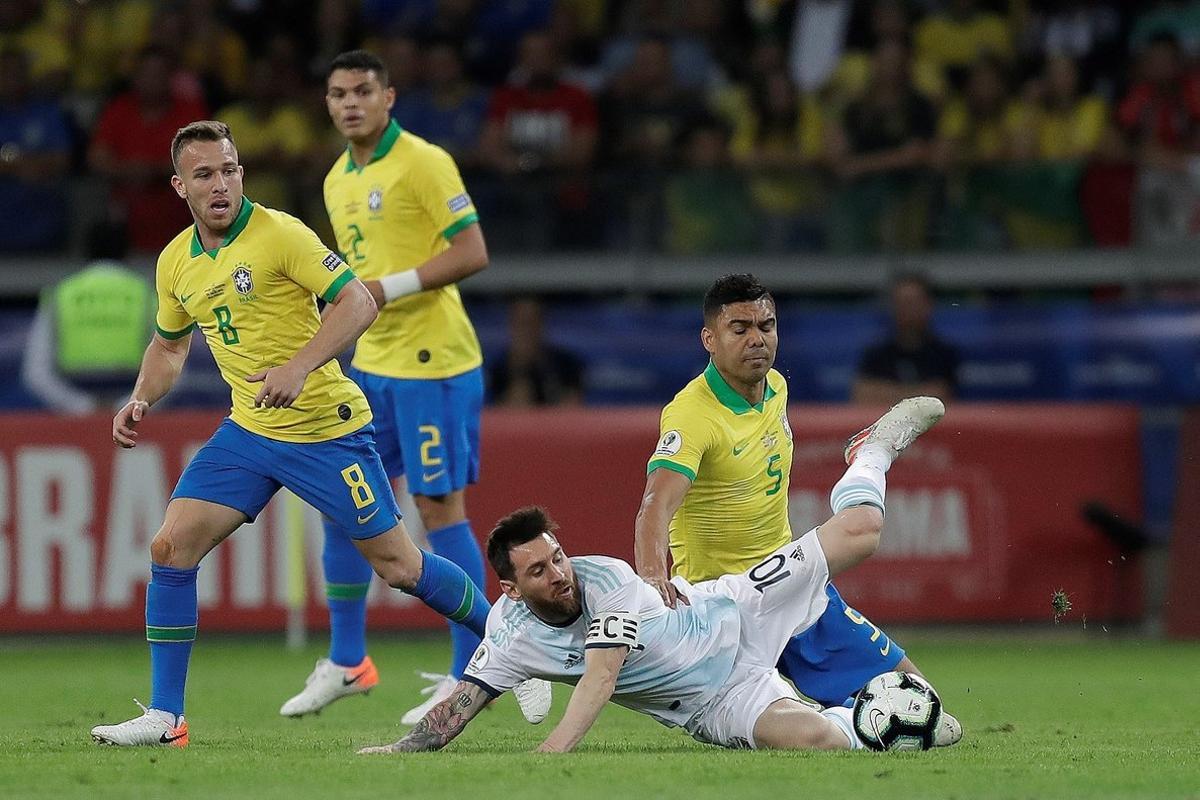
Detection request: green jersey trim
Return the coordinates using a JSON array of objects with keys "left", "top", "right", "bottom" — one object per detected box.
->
[
  {"left": 703, "top": 361, "right": 777, "bottom": 415},
  {"left": 441, "top": 212, "right": 479, "bottom": 241},
  {"left": 647, "top": 459, "right": 696, "bottom": 481},
  {"left": 321, "top": 269, "right": 356, "bottom": 303},
  {"left": 155, "top": 322, "right": 195, "bottom": 340},
  {"left": 190, "top": 198, "right": 255, "bottom": 259},
  {"left": 344, "top": 119, "right": 403, "bottom": 173}
]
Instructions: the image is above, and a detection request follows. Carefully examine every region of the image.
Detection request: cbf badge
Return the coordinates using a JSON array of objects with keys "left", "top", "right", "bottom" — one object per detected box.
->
[
  {"left": 232, "top": 265, "right": 254, "bottom": 296},
  {"left": 368, "top": 186, "right": 383, "bottom": 213},
  {"left": 780, "top": 411, "right": 792, "bottom": 440}
]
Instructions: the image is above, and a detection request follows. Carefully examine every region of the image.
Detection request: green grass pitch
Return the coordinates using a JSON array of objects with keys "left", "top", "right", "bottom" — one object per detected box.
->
[{"left": 1, "top": 633, "right": 1197, "bottom": 799}]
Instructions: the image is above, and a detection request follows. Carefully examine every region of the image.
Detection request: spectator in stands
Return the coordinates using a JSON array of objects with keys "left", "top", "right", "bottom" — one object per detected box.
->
[
  {"left": 88, "top": 45, "right": 208, "bottom": 253},
  {"left": 393, "top": 38, "right": 489, "bottom": 168},
  {"left": 914, "top": 0, "right": 1014, "bottom": 88},
  {"left": 831, "top": 0, "right": 948, "bottom": 109},
  {"left": 936, "top": 55, "right": 1017, "bottom": 167},
  {"left": 59, "top": 0, "right": 155, "bottom": 103},
  {"left": 1020, "top": 0, "right": 1124, "bottom": 96},
  {"left": 489, "top": 297, "right": 584, "bottom": 407},
  {"left": 0, "top": 0, "right": 69, "bottom": 92},
  {"left": 599, "top": 34, "right": 706, "bottom": 170},
  {"left": 1003, "top": 54, "right": 1112, "bottom": 248},
  {"left": 1116, "top": 32, "right": 1200, "bottom": 244},
  {"left": 478, "top": 29, "right": 598, "bottom": 248},
  {"left": 598, "top": 0, "right": 728, "bottom": 91},
  {"left": 729, "top": 71, "right": 827, "bottom": 250},
  {"left": 20, "top": 226, "right": 152, "bottom": 415},
  {"left": 0, "top": 47, "right": 71, "bottom": 253},
  {"left": 141, "top": 1, "right": 248, "bottom": 109},
  {"left": 852, "top": 273, "right": 960, "bottom": 406},
  {"left": 826, "top": 39, "right": 937, "bottom": 252},
  {"left": 214, "top": 56, "right": 319, "bottom": 216},
  {"left": 664, "top": 116, "right": 759, "bottom": 254},
  {"left": 1130, "top": 0, "right": 1200, "bottom": 57}
]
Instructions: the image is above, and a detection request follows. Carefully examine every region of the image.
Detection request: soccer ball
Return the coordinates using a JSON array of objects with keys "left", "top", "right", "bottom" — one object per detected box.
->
[{"left": 852, "top": 671, "right": 942, "bottom": 751}]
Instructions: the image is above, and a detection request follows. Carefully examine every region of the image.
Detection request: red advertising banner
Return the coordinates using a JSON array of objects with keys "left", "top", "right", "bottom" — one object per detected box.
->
[{"left": 0, "top": 405, "right": 1142, "bottom": 633}]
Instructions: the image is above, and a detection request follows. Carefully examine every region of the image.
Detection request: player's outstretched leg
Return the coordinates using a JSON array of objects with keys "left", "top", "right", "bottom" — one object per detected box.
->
[
  {"left": 92, "top": 498, "right": 244, "bottom": 747},
  {"left": 835, "top": 396, "right": 961, "bottom": 747},
  {"left": 281, "top": 527, "right": 379, "bottom": 717}
]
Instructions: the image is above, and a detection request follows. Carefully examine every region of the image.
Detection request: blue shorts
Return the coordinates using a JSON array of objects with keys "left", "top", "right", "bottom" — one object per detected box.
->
[
  {"left": 348, "top": 366, "right": 482, "bottom": 497},
  {"left": 172, "top": 418, "right": 401, "bottom": 540},
  {"left": 777, "top": 583, "right": 906, "bottom": 707}
]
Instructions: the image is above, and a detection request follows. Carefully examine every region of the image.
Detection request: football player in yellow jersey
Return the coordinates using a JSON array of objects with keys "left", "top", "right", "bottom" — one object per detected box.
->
[
  {"left": 633, "top": 274, "right": 960, "bottom": 746},
  {"left": 277, "top": 49, "right": 548, "bottom": 725},
  {"left": 90, "top": 121, "right": 501, "bottom": 749}
]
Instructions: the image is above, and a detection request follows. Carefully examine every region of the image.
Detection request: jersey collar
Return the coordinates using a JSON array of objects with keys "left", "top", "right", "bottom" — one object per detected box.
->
[
  {"left": 190, "top": 197, "right": 255, "bottom": 259},
  {"left": 343, "top": 119, "right": 403, "bottom": 173},
  {"left": 703, "top": 361, "right": 776, "bottom": 415}
]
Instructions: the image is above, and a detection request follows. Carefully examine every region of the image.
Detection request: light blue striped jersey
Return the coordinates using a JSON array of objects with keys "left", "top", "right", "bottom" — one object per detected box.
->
[{"left": 463, "top": 555, "right": 741, "bottom": 729}]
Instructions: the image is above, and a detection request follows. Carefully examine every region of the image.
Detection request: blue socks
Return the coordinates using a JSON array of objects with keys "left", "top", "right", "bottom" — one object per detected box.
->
[
  {"left": 427, "top": 521, "right": 486, "bottom": 677},
  {"left": 322, "top": 525, "right": 374, "bottom": 667},
  {"left": 411, "top": 549, "right": 490, "bottom": 639},
  {"left": 146, "top": 563, "right": 199, "bottom": 717}
]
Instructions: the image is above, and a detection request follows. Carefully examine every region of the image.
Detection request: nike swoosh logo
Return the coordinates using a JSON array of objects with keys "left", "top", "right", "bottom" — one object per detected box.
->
[
  {"left": 356, "top": 508, "right": 380, "bottom": 525},
  {"left": 732, "top": 443, "right": 749, "bottom": 456},
  {"left": 343, "top": 670, "right": 367, "bottom": 686},
  {"left": 179, "top": 293, "right": 194, "bottom": 304},
  {"left": 159, "top": 730, "right": 187, "bottom": 744},
  {"left": 422, "top": 469, "right": 446, "bottom": 482}
]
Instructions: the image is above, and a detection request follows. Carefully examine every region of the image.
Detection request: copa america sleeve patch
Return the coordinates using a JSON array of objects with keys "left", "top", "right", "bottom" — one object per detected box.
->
[
  {"left": 322, "top": 252, "right": 344, "bottom": 271},
  {"left": 585, "top": 612, "right": 640, "bottom": 649},
  {"left": 446, "top": 193, "right": 472, "bottom": 213},
  {"left": 653, "top": 430, "right": 683, "bottom": 457}
]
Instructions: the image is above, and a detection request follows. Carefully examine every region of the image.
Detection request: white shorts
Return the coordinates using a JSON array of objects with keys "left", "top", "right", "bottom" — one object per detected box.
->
[{"left": 679, "top": 529, "right": 831, "bottom": 749}]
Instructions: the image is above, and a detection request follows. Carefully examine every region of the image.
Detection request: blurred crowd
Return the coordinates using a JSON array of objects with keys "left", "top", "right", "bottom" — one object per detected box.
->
[{"left": 3, "top": 0, "right": 1200, "bottom": 256}]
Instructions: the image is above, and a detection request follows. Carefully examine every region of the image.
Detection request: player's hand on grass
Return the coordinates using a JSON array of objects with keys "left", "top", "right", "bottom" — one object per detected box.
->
[
  {"left": 247, "top": 362, "right": 309, "bottom": 408},
  {"left": 362, "top": 279, "right": 387, "bottom": 310},
  {"left": 642, "top": 573, "right": 689, "bottom": 609},
  {"left": 112, "top": 399, "right": 149, "bottom": 448}
]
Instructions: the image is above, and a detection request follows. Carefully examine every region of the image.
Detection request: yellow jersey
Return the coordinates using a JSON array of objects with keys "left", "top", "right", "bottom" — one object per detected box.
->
[
  {"left": 324, "top": 120, "right": 482, "bottom": 380},
  {"left": 154, "top": 199, "right": 371, "bottom": 443},
  {"left": 647, "top": 363, "right": 794, "bottom": 582}
]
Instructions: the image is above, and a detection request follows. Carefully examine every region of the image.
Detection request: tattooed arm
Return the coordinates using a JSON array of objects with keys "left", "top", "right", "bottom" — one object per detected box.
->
[{"left": 358, "top": 681, "right": 492, "bottom": 754}]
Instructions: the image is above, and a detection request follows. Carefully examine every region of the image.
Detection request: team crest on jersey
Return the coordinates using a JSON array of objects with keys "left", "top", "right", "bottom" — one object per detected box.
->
[
  {"left": 654, "top": 430, "right": 683, "bottom": 457},
  {"left": 780, "top": 411, "right": 792, "bottom": 440},
  {"left": 232, "top": 264, "right": 254, "bottom": 297},
  {"left": 368, "top": 185, "right": 383, "bottom": 213}
]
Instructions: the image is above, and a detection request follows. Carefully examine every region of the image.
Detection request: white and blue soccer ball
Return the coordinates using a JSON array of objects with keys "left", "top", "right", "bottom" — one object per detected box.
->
[{"left": 852, "top": 671, "right": 942, "bottom": 752}]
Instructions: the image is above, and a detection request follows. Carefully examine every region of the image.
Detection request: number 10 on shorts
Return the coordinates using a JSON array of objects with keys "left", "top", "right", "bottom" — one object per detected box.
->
[{"left": 341, "top": 463, "right": 376, "bottom": 509}]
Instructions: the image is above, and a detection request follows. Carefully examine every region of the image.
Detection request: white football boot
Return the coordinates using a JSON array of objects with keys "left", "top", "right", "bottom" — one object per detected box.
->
[
  {"left": 280, "top": 655, "right": 379, "bottom": 717},
  {"left": 91, "top": 700, "right": 189, "bottom": 747},
  {"left": 513, "top": 678, "right": 552, "bottom": 724},
  {"left": 934, "top": 711, "right": 963, "bottom": 747},
  {"left": 401, "top": 672, "right": 459, "bottom": 725},
  {"left": 844, "top": 396, "right": 945, "bottom": 466}
]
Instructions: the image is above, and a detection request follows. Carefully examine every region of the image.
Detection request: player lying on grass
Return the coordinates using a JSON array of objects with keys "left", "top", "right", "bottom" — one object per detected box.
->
[{"left": 360, "top": 397, "right": 948, "bottom": 753}]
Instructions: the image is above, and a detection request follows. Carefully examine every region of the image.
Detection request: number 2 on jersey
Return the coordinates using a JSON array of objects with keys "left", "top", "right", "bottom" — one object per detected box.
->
[{"left": 345, "top": 224, "right": 366, "bottom": 262}]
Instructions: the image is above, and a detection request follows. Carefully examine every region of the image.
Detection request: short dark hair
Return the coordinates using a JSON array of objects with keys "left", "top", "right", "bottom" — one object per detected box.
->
[
  {"left": 487, "top": 506, "right": 558, "bottom": 581},
  {"left": 702, "top": 273, "right": 773, "bottom": 323},
  {"left": 328, "top": 49, "right": 389, "bottom": 87},
  {"left": 171, "top": 120, "right": 235, "bottom": 172}
]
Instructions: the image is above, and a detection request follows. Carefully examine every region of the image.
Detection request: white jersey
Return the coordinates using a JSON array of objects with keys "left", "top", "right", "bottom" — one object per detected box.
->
[{"left": 463, "top": 555, "right": 742, "bottom": 729}]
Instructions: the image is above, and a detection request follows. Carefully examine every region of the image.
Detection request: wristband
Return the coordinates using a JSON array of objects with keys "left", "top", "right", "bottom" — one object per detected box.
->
[{"left": 379, "top": 270, "right": 423, "bottom": 302}]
